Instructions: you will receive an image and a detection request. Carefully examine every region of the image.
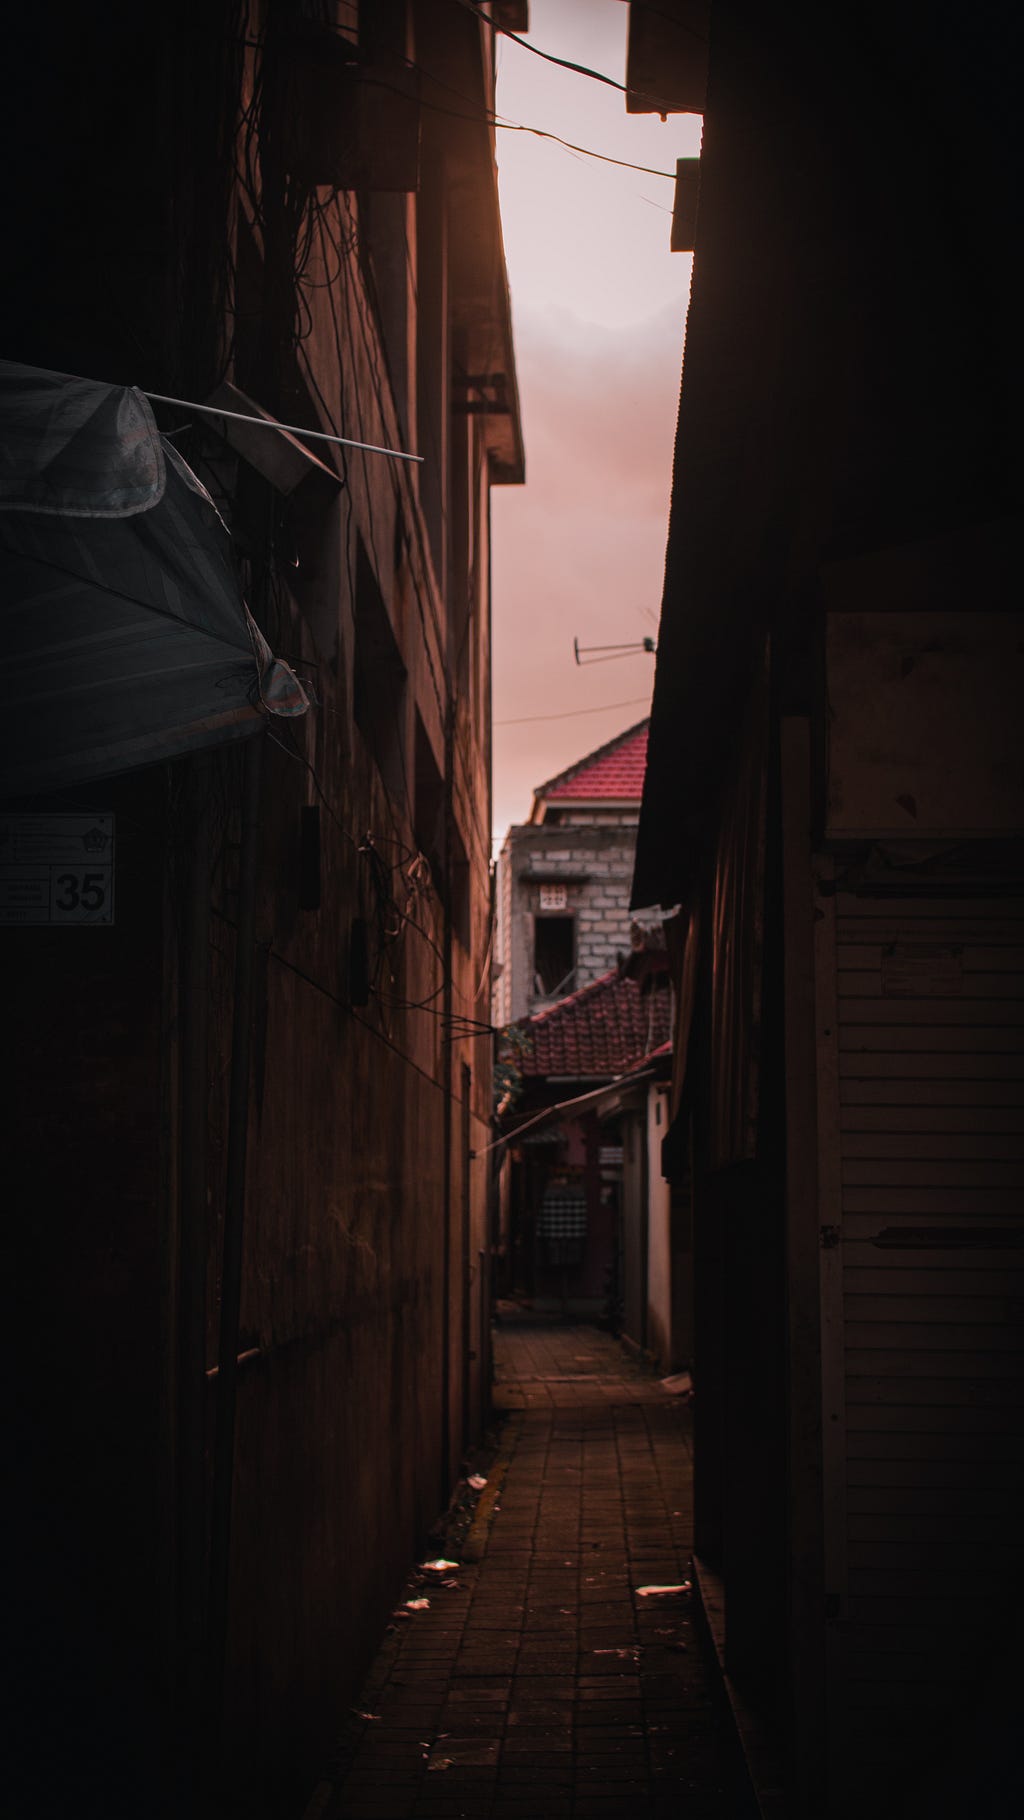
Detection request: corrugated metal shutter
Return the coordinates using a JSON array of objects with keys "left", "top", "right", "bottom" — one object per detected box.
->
[{"left": 823, "top": 886, "right": 1024, "bottom": 1803}]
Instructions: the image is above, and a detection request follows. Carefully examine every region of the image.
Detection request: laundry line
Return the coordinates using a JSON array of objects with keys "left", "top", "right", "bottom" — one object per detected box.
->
[{"left": 143, "top": 390, "right": 423, "bottom": 464}]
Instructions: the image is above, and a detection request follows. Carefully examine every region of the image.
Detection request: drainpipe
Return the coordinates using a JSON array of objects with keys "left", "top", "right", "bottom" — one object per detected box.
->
[
  {"left": 205, "top": 727, "right": 264, "bottom": 1772},
  {"left": 440, "top": 694, "right": 455, "bottom": 1505},
  {"left": 460, "top": 1062, "right": 472, "bottom": 1449},
  {"left": 178, "top": 755, "right": 211, "bottom": 1780}
]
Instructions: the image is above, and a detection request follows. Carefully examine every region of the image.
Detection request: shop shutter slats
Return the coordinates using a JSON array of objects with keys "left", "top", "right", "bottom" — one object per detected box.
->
[{"left": 827, "top": 890, "right": 1024, "bottom": 1787}]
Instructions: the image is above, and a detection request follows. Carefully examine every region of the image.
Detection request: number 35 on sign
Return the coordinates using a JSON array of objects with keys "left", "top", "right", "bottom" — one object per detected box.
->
[{"left": 0, "top": 814, "right": 115, "bottom": 926}]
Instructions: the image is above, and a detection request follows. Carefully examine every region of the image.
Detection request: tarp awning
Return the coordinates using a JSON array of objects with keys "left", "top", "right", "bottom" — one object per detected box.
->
[{"left": 0, "top": 359, "right": 307, "bottom": 796}]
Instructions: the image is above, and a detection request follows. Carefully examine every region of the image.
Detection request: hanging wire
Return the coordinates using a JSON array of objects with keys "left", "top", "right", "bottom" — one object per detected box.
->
[{"left": 496, "top": 696, "right": 652, "bottom": 728}]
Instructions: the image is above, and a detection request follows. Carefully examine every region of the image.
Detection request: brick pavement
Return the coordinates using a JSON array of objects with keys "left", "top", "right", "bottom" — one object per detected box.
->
[{"left": 316, "top": 1316, "right": 750, "bottom": 1820}]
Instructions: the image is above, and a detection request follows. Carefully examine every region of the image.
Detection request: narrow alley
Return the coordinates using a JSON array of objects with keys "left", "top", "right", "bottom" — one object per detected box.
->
[
  {"left": 314, "top": 1313, "right": 751, "bottom": 1820},
  {"left": 4, "top": 5, "right": 1022, "bottom": 1818}
]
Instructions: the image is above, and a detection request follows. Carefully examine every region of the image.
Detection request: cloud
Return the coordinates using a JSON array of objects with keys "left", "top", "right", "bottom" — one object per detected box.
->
[
  {"left": 488, "top": 0, "right": 700, "bottom": 835},
  {"left": 510, "top": 302, "right": 685, "bottom": 514},
  {"left": 491, "top": 299, "right": 686, "bottom": 833}
]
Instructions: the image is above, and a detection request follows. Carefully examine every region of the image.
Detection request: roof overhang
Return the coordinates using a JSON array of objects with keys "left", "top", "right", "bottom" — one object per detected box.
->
[
  {"left": 626, "top": 0, "right": 708, "bottom": 116},
  {"left": 492, "top": 1068, "right": 657, "bottom": 1154},
  {"left": 417, "top": 4, "right": 524, "bottom": 484},
  {"left": 531, "top": 797, "right": 641, "bottom": 823}
]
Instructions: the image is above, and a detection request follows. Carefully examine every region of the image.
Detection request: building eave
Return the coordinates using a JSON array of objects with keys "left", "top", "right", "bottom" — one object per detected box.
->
[{"left": 418, "top": 1, "right": 524, "bottom": 485}]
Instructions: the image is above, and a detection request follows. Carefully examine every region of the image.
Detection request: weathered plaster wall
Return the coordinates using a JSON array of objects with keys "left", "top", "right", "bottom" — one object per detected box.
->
[
  {"left": 201, "top": 160, "right": 501, "bottom": 1802},
  {"left": 2, "top": 5, "right": 511, "bottom": 1812}
]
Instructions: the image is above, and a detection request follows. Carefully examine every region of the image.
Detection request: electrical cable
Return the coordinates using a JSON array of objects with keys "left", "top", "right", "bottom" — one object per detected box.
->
[
  {"left": 266, "top": 943, "right": 456, "bottom": 1100},
  {"left": 454, "top": 0, "right": 704, "bottom": 127},
  {"left": 197, "top": 13, "right": 513, "bottom": 1072},
  {"left": 269, "top": 716, "right": 456, "bottom": 1016},
  {"left": 361, "top": 67, "right": 679, "bottom": 180},
  {"left": 319, "top": 194, "right": 449, "bottom": 735},
  {"left": 456, "top": 0, "right": 640, "bottom": 103},
  {"left": 495, "top": 695, "right": 651, "bottom": 727}
]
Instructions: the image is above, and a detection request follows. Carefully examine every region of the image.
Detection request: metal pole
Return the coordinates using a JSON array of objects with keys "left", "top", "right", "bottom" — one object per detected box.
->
[
  {"left": 142, "top": 390, "right": 423, "bottom": 463},
  {"left": 205, "top": 729, "right": 264, "bottom": 1774},
  {"left": 178, "top": 755, "right": 211, "bottom": 1785},
  {"left": 461, "top": 1065, "right": 472, "bottom": 1449},
  {"left": 479, "top": 1246, "right": 488, "bottom": 1435},
  {"left": 440, "top": 698, "right": 455, "bottom": 1506}
]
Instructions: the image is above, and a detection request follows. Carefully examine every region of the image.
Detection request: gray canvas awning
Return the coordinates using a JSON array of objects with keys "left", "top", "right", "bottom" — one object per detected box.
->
[{"left": 0, "top": 359, "right": 308, "bottom": 796}]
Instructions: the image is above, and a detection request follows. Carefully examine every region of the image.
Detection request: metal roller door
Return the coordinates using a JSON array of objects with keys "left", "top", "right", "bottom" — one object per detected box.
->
[{"left": 815, "top": 877, "right": 1024, "bottom": 1810}]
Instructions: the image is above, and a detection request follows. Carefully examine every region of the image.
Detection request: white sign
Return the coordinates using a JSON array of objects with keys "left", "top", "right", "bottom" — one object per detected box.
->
[
  {"left": 539, "top": 884, "right": 568, "bottom": 911},
  {"left": 0, "top": 813, "right": 115, "bottom": 925}
]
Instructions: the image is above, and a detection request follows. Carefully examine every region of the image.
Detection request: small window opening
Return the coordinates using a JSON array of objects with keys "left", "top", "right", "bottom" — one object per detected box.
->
[
  {"left": 534, "top": 915, "right": 575, "bottom": 998},
  {"left": 354, "top": 538, "right": 407, "bottom": 801},
  {"left": 413, "top": 710, "right": 470, "bottom": 950}
]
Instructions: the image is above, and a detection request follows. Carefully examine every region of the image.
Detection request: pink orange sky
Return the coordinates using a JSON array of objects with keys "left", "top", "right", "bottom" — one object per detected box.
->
[{"left": 490, "top": 0, "right": 701, "bottom": 840}]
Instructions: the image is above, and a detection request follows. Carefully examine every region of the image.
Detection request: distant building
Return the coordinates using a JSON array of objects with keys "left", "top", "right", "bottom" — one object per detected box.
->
[
  {"left": 496, "top": 965, "right": 674, "bottom": 1340},
  {"left": 494, "top": 719, "right": 650, "bottom": 1026}
]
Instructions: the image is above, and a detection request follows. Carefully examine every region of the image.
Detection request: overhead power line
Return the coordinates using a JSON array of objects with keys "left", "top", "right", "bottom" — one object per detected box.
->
[
  {"left": 456, "top": 0, "right": 706, "bottom": 107},
  {"left": 494, "top": 120, "right": 676, "bottom": 179},
  {"left": 456, "top": 0, "right": 631, "bottom": 96},
  {"left": 496, "top": 695, "right": 651, "bottom": 728},
  {"left": 362, "top": 67, "right": 678, "bottom": 180}
]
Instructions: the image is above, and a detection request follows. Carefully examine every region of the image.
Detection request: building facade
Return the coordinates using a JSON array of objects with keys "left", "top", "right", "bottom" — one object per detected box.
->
[
  {"left": 495, "top": 719, "right": 650, "bottom": 1026},
  {"left": 627, "top": 1, "right": 1024, "bottom": 1814},
  {"left": 497, "top": 966, "right": 672, "bottom": 1332},
  {"left": 2, "top": 5, "right": 522, "bottom": 1815}
]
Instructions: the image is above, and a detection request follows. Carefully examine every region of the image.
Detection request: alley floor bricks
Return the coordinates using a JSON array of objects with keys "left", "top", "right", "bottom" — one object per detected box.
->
[{"left": 318, "top": 1318, "right": 750, "bottom": 1819}]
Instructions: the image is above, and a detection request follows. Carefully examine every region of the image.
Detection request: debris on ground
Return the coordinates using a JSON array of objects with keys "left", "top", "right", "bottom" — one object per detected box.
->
[
  {"left": 636, "top": 1581, "right": 692, "bottom": 1597},
  {"left": 405, "top": 1596, "right": 430, "bottom": 1610},
  {"left": 420, "top": 1420, "right": 506, "bottom": 1558},
  {"left": 418, "top": 1558, "right": 460, "bottom": 1576},
  {"left": 660, "top": 1370, "right": 694, "bottom": 1399}
]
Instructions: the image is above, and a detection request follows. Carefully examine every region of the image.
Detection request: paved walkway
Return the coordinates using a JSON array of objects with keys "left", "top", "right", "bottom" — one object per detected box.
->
[{"left": 317, "top": 1316, "right": 748, "bottom": 1819}]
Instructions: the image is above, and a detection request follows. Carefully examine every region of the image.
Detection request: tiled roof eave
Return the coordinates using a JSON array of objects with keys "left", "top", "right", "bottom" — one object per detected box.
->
[
  {"left": 532, "top": 718, "right": 650, "bottom": 802},
  {"left": 539, "top": 795, "right": 643, "bottom": 808}
]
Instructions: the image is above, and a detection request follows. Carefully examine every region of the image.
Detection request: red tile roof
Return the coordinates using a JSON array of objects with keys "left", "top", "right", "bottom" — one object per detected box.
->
[
  {"left": 516, "top": 968, "right": 671, "bottom": 1079},
  {"left": 536, "top": 719, "right": 649, "bottom": 805}
]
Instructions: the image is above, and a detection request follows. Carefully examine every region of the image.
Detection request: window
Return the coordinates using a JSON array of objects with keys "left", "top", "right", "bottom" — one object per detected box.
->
[
  {"left": 414, "top": 709, "right": 444, "bottom": 884},
  {"left": 533, "top": 915, "right": 575, "bottom": 998},
  {"left": 539, "top": 883, "right": 567, "bottom": 911},
  {"left": 413, "top": 710, "right": 470, "bottom": 949},
  {"left": 354, "top": 537, "right": 407, "bottom": 801}
]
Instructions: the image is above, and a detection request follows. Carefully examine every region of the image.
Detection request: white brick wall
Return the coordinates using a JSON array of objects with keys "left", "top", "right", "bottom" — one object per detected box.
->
[{"left": 497, "top": 820, "right": 640, "bottom": 1018}]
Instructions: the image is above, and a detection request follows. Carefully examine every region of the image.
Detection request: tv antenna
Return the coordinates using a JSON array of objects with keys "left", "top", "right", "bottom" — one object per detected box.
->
[{"left": 573, "top": 635, "right": 656, "bottom": 667}]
